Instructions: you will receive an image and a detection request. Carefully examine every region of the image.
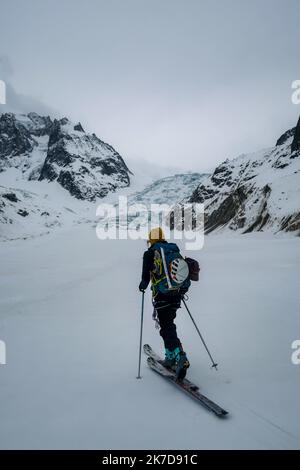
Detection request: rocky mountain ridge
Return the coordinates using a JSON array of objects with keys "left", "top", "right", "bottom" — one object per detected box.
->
[
  {"left": 0, "top": 112, "right": 131, "bottom": 201},
  {"left": 187, "top": 115, "right": 300, "bottom": 235}
]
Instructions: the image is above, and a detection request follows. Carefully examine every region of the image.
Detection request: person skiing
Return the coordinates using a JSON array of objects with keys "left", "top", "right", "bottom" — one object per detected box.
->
[{"left": 139, "top": 227, "right": 191, "bottom": 380}]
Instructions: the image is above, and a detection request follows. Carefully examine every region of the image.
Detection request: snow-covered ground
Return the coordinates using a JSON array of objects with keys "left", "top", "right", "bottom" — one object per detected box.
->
[{"left": 0, "top": 225, "right": 300, "bottom": 449}]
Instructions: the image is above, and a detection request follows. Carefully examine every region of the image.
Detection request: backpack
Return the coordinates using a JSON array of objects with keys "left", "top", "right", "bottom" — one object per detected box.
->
[
  {"left": 185, "top": 257, "right": 200, "bottom": 281},
  {"left": 150, "top": 241, "right": 191, "bottom": 297}
]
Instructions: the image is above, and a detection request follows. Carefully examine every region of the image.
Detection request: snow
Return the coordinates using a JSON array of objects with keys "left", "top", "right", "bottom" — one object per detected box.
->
[
  {"left": 0, "top": 166, "right": 96, "bottom": 241},
  {"left": 0, "top": 225, "right": 299, "bottom": 449},
  {"left": 127, "top": 173, "right": 208, "bottom": 206},
  {"left": 94, "top": 173, "right": 208, "bottom": 232}
]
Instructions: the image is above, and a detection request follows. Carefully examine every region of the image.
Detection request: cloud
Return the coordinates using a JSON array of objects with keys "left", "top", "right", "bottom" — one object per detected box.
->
[{"left": 0, "top": 56, "right": 56, "bottom": 116}]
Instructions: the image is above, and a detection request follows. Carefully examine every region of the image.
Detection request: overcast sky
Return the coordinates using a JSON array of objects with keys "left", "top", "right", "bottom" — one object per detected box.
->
[{"left": 0, "top": 0, "right": 300, "bottom": 172}]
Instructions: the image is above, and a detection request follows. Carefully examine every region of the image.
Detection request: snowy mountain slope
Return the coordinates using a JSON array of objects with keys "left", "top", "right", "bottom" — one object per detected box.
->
[
  {"left": 0, "top": 225, "right": 299, "bottom": 449},
  {"left": 96, "top": 172, "right": 209, "bottom": 232},
  {"left": 187, "top": 115, "right": 300, "bottom": 235},
  {"left": 0, "top": 111, "right": 207, "bottom": 240},
  {"left": 127, "top": 172, "right": 209, "bottom": 206},
  {"left": 122, "top": 156, "right": 195, "bottom": 196},
  {"left": 0, "top": 183, "right": 91, "bottom": 241},
  {"left": 0, "top": 112, "right": 132, "bottom": 201},
  {"left": 0, "top": 163, "right": 102, "bottom": 241},
  {"left": 0, "top": 111, "right": 133, "bottom": 239},
  {"left": 2, "top": 109, "right": 300, "bottom": 241},
  {"left": 0, "top": 185, "right": 62, "bottom": 240}
]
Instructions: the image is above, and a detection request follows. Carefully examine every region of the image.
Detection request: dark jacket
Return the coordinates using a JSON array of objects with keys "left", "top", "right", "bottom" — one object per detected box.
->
[
  {"left": 140, "top": 248, "right": 154, "bottom": 290},
  {"left": 139, "top": 242, "right": 164, "bottom": 290}
]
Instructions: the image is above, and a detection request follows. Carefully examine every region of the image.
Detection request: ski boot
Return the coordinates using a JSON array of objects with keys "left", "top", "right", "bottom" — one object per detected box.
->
[
  {"left": 174, "top": 346, "right": 190, "bottom": 381},
  {"left": 161, "top": 348, "right": 176, "bottom": 369}
]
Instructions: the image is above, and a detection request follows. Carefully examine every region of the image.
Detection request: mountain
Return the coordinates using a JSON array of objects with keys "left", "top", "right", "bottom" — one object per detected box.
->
[
  {"left": 2, "top": 109, "right": 300, "bottom": 240},
  {"left": 127, "top": 172, "right": 209, "bottom": 206},
  {"left": 185, "top": 115, "right": 300, "bottom": 235},
  {"left": 0, "top": 112, "right": 131, "bottom": 201},
  {"left": 96, "top": 172, "right": 208, "bottom": 232},
  {"left": 0, "top": 111, "right": 133, "bottom": 239}
]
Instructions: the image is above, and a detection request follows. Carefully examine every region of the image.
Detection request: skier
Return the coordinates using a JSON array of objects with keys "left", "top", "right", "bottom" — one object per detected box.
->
[{"left": 139, "top": 227, "right": 190, "bottom": 380}]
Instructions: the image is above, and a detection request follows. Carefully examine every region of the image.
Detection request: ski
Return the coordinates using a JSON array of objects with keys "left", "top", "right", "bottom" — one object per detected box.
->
[
  {"left": 143, "top": 344, "right": 199, "bottom": 390},
  {"left": 144, "top": 345, "right": 228, "bottom": 417}
]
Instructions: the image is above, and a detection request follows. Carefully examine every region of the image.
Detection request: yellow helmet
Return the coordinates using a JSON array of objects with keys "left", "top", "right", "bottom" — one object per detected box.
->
[{"left": 147, "top": 227, "right": 165, "bottom": 246}]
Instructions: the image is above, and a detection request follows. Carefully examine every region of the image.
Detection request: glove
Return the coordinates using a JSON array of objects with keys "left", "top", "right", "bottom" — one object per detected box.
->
[{"left": 139, "top": 281, "right": 147, "bottom": 292}]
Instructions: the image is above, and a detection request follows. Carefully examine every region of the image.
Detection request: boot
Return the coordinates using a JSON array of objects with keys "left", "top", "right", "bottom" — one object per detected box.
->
[
  {"left": 174, "top": 346, "right": 190, "bottom": 381},
  {"left": 161, "top": 348, "right": 176, "bottom": 369}
]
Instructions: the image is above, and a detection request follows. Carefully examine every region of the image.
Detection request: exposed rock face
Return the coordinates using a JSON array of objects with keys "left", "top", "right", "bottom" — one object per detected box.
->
[
  {"left": 204, "top": 186, "right": 248, "bottom": 234},
  {"left": 0, "top": 112, "right": 131, "bottom": 200},
  {"left": 25, "top": 112, "right": 53, "bottom": 137},
  {"left": 276, "top": 127, "right": 296, "bottom": 146},
  {"left": 38, "top": 118, "right": 131, "bottom": 201},
  {"left": 73, "top": 122, "right": 84, "bottom": 132},
  {"left": 0, "top": 113, "right": 37, "bottom": 167},
  {"left": 291, "top": 116, "right": 300, "bottom": 154},
  {"left": 187, "top": 115, "right": 300, "bottom": 235}
]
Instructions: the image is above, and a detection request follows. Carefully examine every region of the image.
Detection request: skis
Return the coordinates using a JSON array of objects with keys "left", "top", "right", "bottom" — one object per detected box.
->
[
  {"left": 143, "top": 344, "right": 228, "bottom": 418},
  {"left": 143, "top": 344, "right": 199, "bottom": 390}
]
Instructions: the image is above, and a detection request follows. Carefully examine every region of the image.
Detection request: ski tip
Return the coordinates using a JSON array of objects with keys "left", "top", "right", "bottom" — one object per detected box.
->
[{"left": 216, "top": 408, "right": 229, "bottom": 417}]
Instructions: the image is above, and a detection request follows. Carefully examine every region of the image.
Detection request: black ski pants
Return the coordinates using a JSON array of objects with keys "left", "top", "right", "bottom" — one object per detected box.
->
[{"left": 154, "top": 299, "right": 182, "bottom": 351}]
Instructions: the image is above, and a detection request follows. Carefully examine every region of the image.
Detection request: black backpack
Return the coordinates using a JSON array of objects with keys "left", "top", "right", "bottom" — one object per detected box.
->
[{"left": 185, "top": 257, "right": 200, "bottom": 281}]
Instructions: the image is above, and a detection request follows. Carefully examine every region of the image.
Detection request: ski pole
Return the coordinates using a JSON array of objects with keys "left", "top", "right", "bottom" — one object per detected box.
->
[
  {"left": 136, "top": 290, "right": 145, "bottom": 379},
  {"left": 182, "top": 299, "right": 218, "bottom": 370}
]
